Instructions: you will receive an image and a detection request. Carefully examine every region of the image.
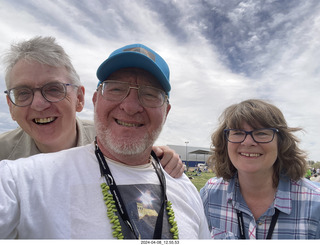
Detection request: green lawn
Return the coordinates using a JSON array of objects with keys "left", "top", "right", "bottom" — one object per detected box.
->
[{"left": 185, "top": 171, "right": 215, "bottom": 191}]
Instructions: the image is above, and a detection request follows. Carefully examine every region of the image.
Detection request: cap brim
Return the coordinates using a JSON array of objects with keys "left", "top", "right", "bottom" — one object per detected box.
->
[{"left": 96, "top": 52, "right": 171, "bottom": 93}]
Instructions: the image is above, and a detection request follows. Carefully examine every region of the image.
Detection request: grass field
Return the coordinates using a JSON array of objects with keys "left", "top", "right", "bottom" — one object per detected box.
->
[{"left": 185, "top": 171, "right": 215, "bottom": 191}]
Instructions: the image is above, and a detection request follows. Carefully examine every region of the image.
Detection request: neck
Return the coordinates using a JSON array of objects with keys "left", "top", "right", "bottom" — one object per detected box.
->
[
  {"left": 238, "top": 171, "right": 276, "bottom": 219},
  {"left": 238, "top": 171, "right": 275, "bottom": 195},
  {"left": 96, "top": 138, "right": 152, "bottom": 166}
]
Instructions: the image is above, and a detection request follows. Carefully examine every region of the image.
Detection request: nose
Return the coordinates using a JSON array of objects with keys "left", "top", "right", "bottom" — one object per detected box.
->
[
  {"left": 119, "top": 88, "right": 143, "bottom": 114},
  {"left": 241, "top": 133, "right": 257, "bottom": 145},
  {"left": 29, "top": 90, "right": 51, "bottom": 111}
]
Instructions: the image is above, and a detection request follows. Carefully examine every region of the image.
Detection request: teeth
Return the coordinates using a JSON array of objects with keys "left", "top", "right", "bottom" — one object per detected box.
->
[
  {"left": 241, "top": 153, "right": 261, "bottom": 157},
  {"left": 116, "top": 120, "right": 142, "bottom": 127},
  {"left": 34, "top": 117, "right": 55, "bottom": 124}
]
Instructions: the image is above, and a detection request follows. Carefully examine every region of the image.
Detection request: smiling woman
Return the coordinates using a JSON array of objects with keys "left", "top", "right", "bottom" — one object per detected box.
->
[{"left": 200, "top": 99, "right": 320, "bottom": 240}]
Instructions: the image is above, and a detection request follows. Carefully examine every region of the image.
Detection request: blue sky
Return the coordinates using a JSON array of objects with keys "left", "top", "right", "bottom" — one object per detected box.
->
[{"left": 0, "top": 0, "right": 319, "bottom": 161}]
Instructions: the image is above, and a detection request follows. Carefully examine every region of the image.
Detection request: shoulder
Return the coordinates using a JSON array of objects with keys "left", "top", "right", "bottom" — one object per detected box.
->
[
  {"left": 165, "top": 172, "right": 202, "bottom": 203},
  {"left": 200, "top": 176, "right": 230, "bottom": 202},
  {"left": 287, "top": 178, "right": 320, "bottom": 205},
  {"left": 76, "top": 118, "right": 96, "bottom": 145},
  {"left": 0, "top": 127, "right": 24, "bottom": 142},
  {"left": 202, "top": 176, "right": 229, "bottom": 190},
  {"left": 77, "top": 118, "right": 95, "bottom": 133},
  {"left": 165, "top": 172, "right": 198, "bottom": 192},
  {"left": 77, "top": 118, "right": 94, "bottom": 128},
  {"left": 0, "top": 127, "right": 28, "bottom": 160},
  {"left": 2, "top": 144, "right": 94, "bottom": 173},
  {"left": 1, "top": 144, "right": 95, "bottom": 189},
  {"left": 293, "top": 178, "right": 320, "bottom": 193}
]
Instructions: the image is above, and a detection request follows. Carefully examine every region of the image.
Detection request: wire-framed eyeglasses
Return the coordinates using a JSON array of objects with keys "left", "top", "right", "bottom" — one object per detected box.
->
[
  {"left": 224, "top": 128, "right": 279, "bottom": 143},
  {"left": 4, "top": 82, "right": 78, "bottom": 107},
  {"left": 98, "top": 80, "right": 168, "bottom": 108}
]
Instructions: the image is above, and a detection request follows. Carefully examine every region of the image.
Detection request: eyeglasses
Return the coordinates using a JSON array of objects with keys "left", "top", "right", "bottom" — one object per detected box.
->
[
  {"left": 4, "top": 82, "right": 78, "bottom": 107},
  {"left": 224, "top": 128, "right": 279, "bottom": 143},
  {"left": 98, "top": 80, "right": 168, "bottom": 108}
]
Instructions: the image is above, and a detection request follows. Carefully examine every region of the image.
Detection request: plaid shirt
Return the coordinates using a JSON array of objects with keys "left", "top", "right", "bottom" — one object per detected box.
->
[{"left": 200, "top": 174, "right": 320, "bottom": 239}]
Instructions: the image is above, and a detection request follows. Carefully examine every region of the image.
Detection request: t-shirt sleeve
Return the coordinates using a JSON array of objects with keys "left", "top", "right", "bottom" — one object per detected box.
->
[{"left": 0, "top": 161, "right": 20, "bottom": 238}]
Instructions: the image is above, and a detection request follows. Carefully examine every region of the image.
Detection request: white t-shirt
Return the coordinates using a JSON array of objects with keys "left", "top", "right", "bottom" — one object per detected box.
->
[{"left": 0, "top": 143, "right": 210, "bottom": 239}]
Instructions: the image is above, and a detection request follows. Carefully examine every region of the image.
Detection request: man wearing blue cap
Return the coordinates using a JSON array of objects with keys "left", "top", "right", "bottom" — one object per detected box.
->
[{"left": 0, "top": 43, "right": 210, "bottom": 239}]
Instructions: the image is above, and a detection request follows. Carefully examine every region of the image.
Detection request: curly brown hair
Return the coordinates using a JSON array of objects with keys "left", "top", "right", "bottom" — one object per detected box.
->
[{"left": 208, "top": 99, "right": 308, "bottom": 187}]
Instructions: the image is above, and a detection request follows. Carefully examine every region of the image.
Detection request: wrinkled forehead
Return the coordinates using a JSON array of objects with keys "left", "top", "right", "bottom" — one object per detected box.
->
[
  {"left": 9, "top": 59, "right": 70, "bottom": 88},
  {"left": 107, "top": 68, "right": 163, "bottom": 89}
]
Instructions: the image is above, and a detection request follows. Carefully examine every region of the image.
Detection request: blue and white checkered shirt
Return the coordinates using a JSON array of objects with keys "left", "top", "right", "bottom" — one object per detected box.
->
[{"left": 200, "top": 174, "right": 320, "bottom": 239}]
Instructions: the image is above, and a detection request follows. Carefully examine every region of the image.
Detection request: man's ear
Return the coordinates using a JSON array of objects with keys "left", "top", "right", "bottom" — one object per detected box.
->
[
  {"left": 165, "top": 103, "right": 171, "bottom": 117},
  {"left": 92, "top": 91, "right": 98, "bottom": 106},
  {"left": 76, "top": 86, "right": 85, "bottom": 112}
]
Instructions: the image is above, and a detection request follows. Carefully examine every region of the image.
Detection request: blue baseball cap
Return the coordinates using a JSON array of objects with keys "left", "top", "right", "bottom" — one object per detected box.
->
[{"left": 96, "top": 44, "right": 171, "bottom": 95}]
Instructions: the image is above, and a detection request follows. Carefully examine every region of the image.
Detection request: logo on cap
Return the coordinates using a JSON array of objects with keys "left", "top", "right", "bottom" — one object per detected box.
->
[{"left": 124, "top": 47, "right": 156, "bottom": 62}]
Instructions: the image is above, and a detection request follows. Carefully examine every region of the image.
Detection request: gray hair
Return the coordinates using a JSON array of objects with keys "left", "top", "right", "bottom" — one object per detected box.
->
[{"left": 3, "top": 36, "right": 81, "bottom": 89}]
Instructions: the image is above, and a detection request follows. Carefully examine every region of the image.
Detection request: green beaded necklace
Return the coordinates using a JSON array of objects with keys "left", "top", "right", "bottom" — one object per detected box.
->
[
  {"left": 101, "top": 183, "right": 124, "bottom": 239},
  {"left": 95, "top": 142, "right": 179, "bottom": 239},
  {"left": 101, "top": 183, "right": 179, "bottom": 239}
]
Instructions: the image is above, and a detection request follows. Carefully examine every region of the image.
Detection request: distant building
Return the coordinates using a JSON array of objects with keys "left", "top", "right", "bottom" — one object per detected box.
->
[{"left": 167, "top": 144, "right": 212, "bottom": 170}]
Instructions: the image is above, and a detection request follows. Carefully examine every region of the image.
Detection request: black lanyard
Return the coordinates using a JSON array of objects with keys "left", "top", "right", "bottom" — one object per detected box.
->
[
  {"left": 150, "top": 150, "right": 168, "bottom": 239},
  {"left": 94, "top": 141, "right": 167, "bottom": 239},
  {"left": 237, "top": 208, "right": 280, "bottom": 239}
]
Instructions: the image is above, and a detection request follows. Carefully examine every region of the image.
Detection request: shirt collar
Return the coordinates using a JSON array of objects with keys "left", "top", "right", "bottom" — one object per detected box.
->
[
  {"left": 274, "top": 174, "right": 292, "bottom": 215},
  {"left": 227, "top": 173, "right": 292, "bottom": 215},
  {"left": 227, "top": 173, "right": 249, "bottom": 213}
]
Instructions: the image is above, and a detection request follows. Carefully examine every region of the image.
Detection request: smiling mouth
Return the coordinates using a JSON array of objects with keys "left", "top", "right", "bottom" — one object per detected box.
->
[
  {"left": 240, "top": 153, "right": 262, "bottom": 157},
  {"left": 33, "top": 117, "right": 56, "bottom": 125},
  {"left": 116, "top": 119, "right": 143, "bottom": 128}
]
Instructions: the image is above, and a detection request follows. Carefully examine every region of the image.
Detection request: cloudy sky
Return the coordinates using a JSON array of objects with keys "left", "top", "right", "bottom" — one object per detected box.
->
[{"left": 0, "top": 0, "right": 319, "bottom": 161}]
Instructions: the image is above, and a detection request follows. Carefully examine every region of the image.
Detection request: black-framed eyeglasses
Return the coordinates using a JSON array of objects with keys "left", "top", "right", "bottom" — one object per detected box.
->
[
  {"left": 224, "top": 128, "right": 279, "bottom": 143},
  {"left": 4, "top": 82, "right": 78, "bottom": 107},
  {"left": 98, "top": 80, "right": 168, "bottom": 108}
]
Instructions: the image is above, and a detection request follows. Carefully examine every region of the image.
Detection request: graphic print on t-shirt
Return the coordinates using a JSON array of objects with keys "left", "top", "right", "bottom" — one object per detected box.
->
[{"left": 117, "top": 184, "right": 171, "bottom": 239}]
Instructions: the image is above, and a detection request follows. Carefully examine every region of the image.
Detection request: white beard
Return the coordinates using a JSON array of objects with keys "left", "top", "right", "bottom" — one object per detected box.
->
[{"left": 94, "top": 114, "right": 165, "bottom": 156}]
